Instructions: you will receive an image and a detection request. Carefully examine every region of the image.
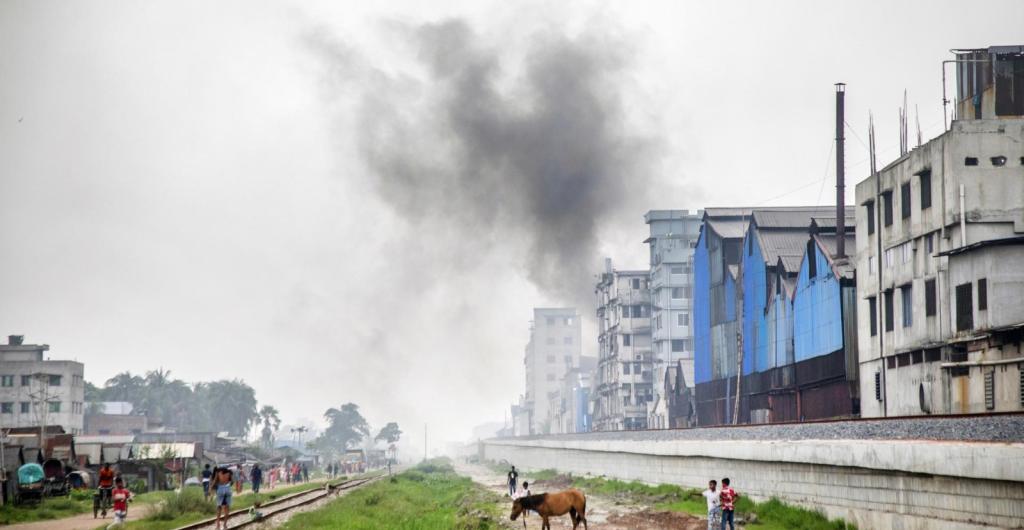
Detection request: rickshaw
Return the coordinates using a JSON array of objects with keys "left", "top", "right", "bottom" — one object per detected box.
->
[
  {"left": 14, "top": 463, "right": 45, "bottom": 505},
  {"left": 42, "top": 458, "right": 70, "bottom": 497},
  {"left": 68, "top": 470, "right": 92, "bottom": 490}
]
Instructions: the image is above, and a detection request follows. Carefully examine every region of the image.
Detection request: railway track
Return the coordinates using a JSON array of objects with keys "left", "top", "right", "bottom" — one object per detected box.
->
[{"left": 172, "top": 475, "right": 381, "bottom": 530}]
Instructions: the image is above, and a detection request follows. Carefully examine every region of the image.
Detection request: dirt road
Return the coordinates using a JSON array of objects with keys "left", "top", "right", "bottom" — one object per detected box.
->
[{"left": 453, "top": 461, "right": 706, "bottom": 530}]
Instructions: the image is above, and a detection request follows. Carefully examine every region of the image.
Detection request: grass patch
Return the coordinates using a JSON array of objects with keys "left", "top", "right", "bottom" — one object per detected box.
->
[
  {"left": 0, "top": 496, "right": 89, "bottom": 524},
  {"left": 279, "top": 458, "right": 504, "bottom": 530}
]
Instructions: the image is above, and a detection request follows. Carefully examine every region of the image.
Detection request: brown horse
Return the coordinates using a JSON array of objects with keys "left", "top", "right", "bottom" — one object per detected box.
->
[{"left": 510, "top": 489, "right": 587, "bottom": 529}]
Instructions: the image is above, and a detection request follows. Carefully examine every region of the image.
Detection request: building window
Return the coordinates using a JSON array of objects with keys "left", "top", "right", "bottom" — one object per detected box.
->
[
  {"left": 546, "top": 317, "right": 555, "bottom": 326},
  {"left": 631, "top": 305, "right": 643, "bottom": 318},
  {"left": 546, "top": 374, "right": 556, "bottom": 381},
  {"left": 20, "top": 402, "right": 30, "bottom": 413},
  {"left": 677, "top": 312, "right": 689, "bottom": 327},
  {"left": 884, "top": 248, "right": 894, "bottom": 267},
  {"left": 546, "top": 337, "right": 555, "bottom": 345},
  {"left": 919, "top": 170, "right": 932, "bottom": 209},
  {"left": 671, "top": 266, "right": 684, "bottom": 274},
  {"left": 902, "top": 242, "right": 913, "bottom": 263},
  {"left": 0, "top": 403, "right": 12, "bottom": 414},
  {"left": 564, "top": 317, "right": 574, "bottom": 326},
  {"left": 48, "top": 402, "right": 61, "bottom": 413},
  {"left": 671, "top": 287, "right": 690, "bottom": 299},
  {"left": 868, "top": 255, "right": 876, "bottom": 274},
  {"left": 623, "top": 396, "right": 631, "bottom": 406},
  {"left": 622, "top": 334, "right": 631, "bottom": 346},
  {"left": 564, "top": 355, "right": 572, "bottom": 364},
  {"left": 900, "top": 182, "right": 912, "bottom": 219},
  {"left": 563, "top": 336, "right": 573, "bottom": 345},
  {"left": 882, "top": 191, "right": 893, "bottom": 226},
  {"left": 623, "top": 363, "right": 631, "bottom": 374},
  {"left": 21, "top": 375, "right": 31, "bottom": 386},
  {"left": 546, "top": 355, "right": 556, "bottom": 363},
  {"left": 874, "top": 372, "right": 882, "bottom": 401},
  {"left": 0, "top": 375, "right": 13, "bottom": 387},
  {"left": 631, "top": 278, "right": 641, "bottom": 289},
  {"left": 900, "top": 284, "right": 913, "bottom": 328},
  {"left": 48, "top": 375, "right": 61, "bottom": 386},
  {"left": 956, "top": 283, "right": 974, "bottom": 331},
  {"left": 965, "top": 157, "right": 979, "bottom": 166},
  {"left": 671, "top": 339, "right": 690, "bottom": 352},
  {"left": 925, "top": 233, "right": 934, "bottom": 255},
  {"left": 978, "top": 278, "right": 988, "bottom": 311},
  {"left": 925, "top": 279, "right": 937, "bottom": 316},
  {"left": 868, "top": 297, "right": 878, "bottom": 336},
  {"left": 884, "top": 290, "right": 894, "bottom": 332},
  {"left": 865, "top": 201, "right": 875, "bottom": 235}
]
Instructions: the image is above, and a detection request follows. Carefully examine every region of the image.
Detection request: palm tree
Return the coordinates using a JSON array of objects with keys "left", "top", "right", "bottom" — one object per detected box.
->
[{"left": 259, "top": 405, "right": 281, "bottom": 448}]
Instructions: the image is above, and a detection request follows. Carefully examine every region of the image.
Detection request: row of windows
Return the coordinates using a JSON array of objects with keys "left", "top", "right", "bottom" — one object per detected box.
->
[
  {"left": 865, "top": 169, "right": 932, "bottom": 235},
  {"left": 545, "top": 354, "right": 574, "bottom": 365},
  {"left": 619, "top": 304, "right": 649, "bottom": 319},
  {"left": 544, "top": 336, "right": 574, "bottom": 345},
  {"left": 544, "top": 316, "right": 575, "bottom": 326},
  {"left": 0, "top": 401, "right": 79, "bottom": 414},
  {"left": 867, "top": 277, "right": 988, "bottom": 335},
  {"left": 0, "top": 374, "right": 63, "bottom": 387},
  {"left": 653, "top": 312, "right": 691, "bottom": 331}
]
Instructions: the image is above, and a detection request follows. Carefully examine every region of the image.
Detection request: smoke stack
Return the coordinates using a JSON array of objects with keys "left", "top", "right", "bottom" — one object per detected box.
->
[
  {"left": 604, "top": 257, "right": 612, "bottom": 274},
  {"left": 8, "top": 335, "right": 24, "bottom": 346},
  {"left": 835, "top": 83, "right": 846, "bottom": 258}
]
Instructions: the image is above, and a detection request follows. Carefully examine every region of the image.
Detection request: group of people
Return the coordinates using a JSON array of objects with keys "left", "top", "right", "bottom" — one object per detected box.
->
[
  {"left": 505, "top": 465, "right": 531, "bottom": 499},
  {"left": 97, "top": 462, "right": 133, "bottom": 527},
  {"left": 702, "top": 478, "right": 740, "bottom": 530}
]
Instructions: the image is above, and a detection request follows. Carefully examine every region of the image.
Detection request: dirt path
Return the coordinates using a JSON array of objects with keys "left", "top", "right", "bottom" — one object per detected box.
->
[{"left": 453, "top": 461, "right": 706, "bottom": 530}]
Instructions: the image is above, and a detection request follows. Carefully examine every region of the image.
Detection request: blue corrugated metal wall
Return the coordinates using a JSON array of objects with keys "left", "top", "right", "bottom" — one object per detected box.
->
[
  {"left": 693, "top": 230, "right": 711, "bottom": 384},
  {"left": 793, "top": 243, "right": 844, "bottom": 362},
  {"left": 742, "top": 231, "right": 767, "bottom": 375}
]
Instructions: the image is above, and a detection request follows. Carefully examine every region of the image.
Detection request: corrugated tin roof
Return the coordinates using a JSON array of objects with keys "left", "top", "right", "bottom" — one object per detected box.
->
[
  {"left": 757, "top": 230, "right": 810, "bottom": 264},
  {"left": 752, "top": 207, "right": 836, "bottom": 228},
  {"left": 706, "top": 218, "right": 748, "bottom": 239},
  {"left": 810, "top": 215, "right": 856, "bottom": 229},
  {"left": 814, "top": 233, "right": 857, "bottom": 259},
  {"left": 76, "top": 435, "right": 135, "bottom": 445},
  {"left": 778, "top": 255, "right": 804, "bottom": 274},
  {"left": 704, "top": 207, "right": 754, "bottom": 217},
  {"left": 130, "top": 443, "right": 199, "bottom": 460}
]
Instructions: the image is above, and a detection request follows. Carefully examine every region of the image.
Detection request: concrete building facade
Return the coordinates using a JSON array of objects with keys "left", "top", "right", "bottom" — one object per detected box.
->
[
  {"left": 523, "top": 308, "right": 581, "bottom": 434},
  {"left": 593, "top": 262, "right": 653, "bottom": 431},
  {"left": 0, "top": 335, "right": 86, "bottom": 434},
  {"left": 855, "top": 46, "right": 1024, "bottom": 418},
  {"left": 644, "top": 210, "right": 702, "bottom": 415}
]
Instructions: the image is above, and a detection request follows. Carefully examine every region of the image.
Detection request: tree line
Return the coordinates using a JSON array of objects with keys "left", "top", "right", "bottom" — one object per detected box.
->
[{"left": 86, "top": 369, "right": 263, "bottom": 438}]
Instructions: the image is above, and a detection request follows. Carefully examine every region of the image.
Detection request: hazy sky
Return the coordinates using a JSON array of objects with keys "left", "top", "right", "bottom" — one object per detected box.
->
[{"left": 2, "top": 1, "right": 1022, "bottom": 450}]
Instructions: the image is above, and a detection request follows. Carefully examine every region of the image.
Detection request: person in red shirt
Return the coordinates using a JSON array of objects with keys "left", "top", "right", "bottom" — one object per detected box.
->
[
  {"left": 110, "top": 477, "right": 133, "bottom": 525},
  {"left": 719, "top": 477, "right": 739, "bottom": 530},
  {"left": 97, "top": 463, "right": 116, "bottom": 513}
]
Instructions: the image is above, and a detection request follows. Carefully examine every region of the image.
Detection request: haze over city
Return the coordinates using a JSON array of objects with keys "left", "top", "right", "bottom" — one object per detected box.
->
[{"left": 2, "top": 0, "right": 1022, "bottom": 456}]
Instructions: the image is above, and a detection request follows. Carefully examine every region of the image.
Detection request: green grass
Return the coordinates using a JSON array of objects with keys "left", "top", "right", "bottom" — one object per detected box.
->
[
  {"left": 522, "top": 470, "right": 855, "bottom": 530},
  {"left": 0, "top": 495, "right": 89, "bottom": 524},
  {"left": 279, "top": 458, "right": 504, "bottom": 530}
]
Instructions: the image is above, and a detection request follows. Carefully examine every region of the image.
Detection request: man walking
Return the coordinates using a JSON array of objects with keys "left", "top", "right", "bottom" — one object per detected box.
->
[
  {"left": 719, "top": 477, "right": 739, "bottom": 530},
  {"left": 213, "top": 466, "right": 234, "bottom": 530},
  {"left": 507, "top": 465, "right": 519, "bottom": 497},
  {"left": 201, "top": 464, "right": 213, "bottom": 501},
  {"left": 251, "top": 463, "right": 263, "bottom": 494},
  {"left": 702, "top": 479, "right": 721, "bottom": 530}
]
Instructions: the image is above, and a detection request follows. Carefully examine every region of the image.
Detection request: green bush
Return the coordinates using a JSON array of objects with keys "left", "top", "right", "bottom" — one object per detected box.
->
[
  {"left": 145, "top": 488, "right": 215, "bottom": 521},
  {"left": 70, "top": 489, "right": 94, "bottom": 502}
]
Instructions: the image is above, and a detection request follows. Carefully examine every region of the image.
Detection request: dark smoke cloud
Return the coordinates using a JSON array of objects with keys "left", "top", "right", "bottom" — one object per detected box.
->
[{"left": 308, "top": 18, "right": 657, "bottom": 308}]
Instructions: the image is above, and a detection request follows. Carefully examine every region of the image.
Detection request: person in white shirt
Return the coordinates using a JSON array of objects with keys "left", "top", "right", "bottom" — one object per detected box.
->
[{"left": 702, "top": 479, "right": 721, "bottom": 530}]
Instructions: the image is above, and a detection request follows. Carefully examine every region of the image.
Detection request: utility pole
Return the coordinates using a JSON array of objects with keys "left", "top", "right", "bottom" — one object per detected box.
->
[
  {"left": 423, "top": 423, "right": 427, "bottom": 461},
  {"left": 732, "top": 330, "right": 742, "bottom": 424},
  {"left": 835, "top": 83, "right": 847, "bottom": 258}
]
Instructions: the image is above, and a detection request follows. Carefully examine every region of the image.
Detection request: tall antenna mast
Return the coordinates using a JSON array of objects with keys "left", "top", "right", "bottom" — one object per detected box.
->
[{"left": 835, "top": 83, "right": 846, "bottom": 258}]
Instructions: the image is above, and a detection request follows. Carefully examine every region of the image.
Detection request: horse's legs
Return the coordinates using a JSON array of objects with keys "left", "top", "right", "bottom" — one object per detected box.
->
[{"left": 541, "top": 515, "right": 549, "bottom": 530}]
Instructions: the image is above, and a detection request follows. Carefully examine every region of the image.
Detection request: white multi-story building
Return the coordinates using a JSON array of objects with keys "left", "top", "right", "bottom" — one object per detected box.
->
[
  {"left": 645, "top": 210, "right": 703, "bottom": 397},
  {"left": 593, "top": 261, "right": 654, "bottom": 431},
  {"left": 523, "top": 308, "right": 581, "bottom": 434},
  {"left": 0, "top": 335, "right": 86, "bottom": 434},
  {"left": 855, "top": 46, "right": 1024, "bottom": 417}
]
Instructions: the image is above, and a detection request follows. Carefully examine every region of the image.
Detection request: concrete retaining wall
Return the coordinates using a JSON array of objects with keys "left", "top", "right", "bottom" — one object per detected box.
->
[{"left": 482, "top": 437, "right": 1024, "bottom": 529}]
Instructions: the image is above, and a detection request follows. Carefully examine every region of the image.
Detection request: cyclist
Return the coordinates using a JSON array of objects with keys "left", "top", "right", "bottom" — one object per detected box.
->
[{"left": 97, "top": 463, "right": 116, "bottom": 515}]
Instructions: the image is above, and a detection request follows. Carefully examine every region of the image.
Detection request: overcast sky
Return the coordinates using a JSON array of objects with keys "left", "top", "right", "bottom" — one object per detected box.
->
[{"left": 2, "top": 1, "right": 1022, "bottom": 449}]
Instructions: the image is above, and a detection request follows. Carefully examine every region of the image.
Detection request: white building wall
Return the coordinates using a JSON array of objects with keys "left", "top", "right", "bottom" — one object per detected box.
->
[
  {"left": 525, "top": 308, "right": 581, "bottom": 434},
  {"left": 0, "top": 352, "right": 86, "bottom": 434}
]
